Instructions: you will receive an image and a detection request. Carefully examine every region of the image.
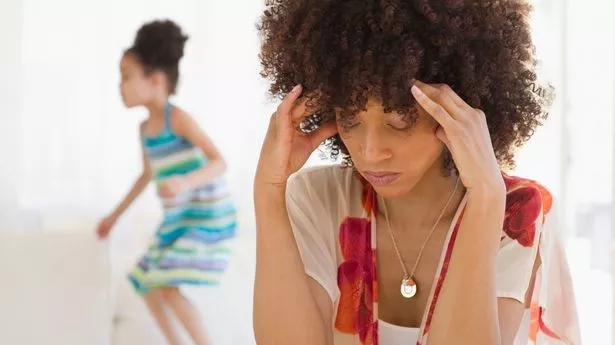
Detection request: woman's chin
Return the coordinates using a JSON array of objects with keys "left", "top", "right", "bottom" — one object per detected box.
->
[{"left": 370, "top": 180, "right": 416, "bottom": 199}]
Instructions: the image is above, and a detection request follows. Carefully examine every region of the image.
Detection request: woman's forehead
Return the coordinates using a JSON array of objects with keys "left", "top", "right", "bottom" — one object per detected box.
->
[{"left": 333, "top": 99, "right": 421, "bottom": 116}]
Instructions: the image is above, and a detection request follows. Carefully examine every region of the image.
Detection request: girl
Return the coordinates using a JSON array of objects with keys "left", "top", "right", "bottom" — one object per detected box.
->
[
  {"left": 253, "top": 1, "right": 580, "bottom": 345},
  {"left": 96, "top": 19, "right": 236, "bottom": 345}
]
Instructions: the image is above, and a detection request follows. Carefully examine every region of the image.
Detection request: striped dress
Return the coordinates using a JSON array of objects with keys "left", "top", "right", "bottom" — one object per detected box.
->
[{"left": 128, "top": 102, "right": 237, "bottom": 296}]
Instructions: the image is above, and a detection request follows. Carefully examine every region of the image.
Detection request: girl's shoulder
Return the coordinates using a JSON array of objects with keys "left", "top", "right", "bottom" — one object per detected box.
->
[{"left": 167, "top": 105, "right": 197, "bottom": 136}]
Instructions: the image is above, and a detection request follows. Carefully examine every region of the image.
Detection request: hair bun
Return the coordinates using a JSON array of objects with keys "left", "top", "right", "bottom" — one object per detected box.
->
[{"left": 131, "top": 19, "right": 189, "bottom": 68}]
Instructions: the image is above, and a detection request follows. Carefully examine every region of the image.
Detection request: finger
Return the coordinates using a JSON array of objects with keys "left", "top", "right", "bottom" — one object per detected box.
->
[
  {"left": 411, "top": 84, "right": 457, "bottom": 130},
  {"left": 413, "top": 81, "right": 465, "bottom": 120},
  {"left": 307, "top": 121, "right": 338, "bottom": 148},
  {"left": 292, "top": 104, "right": 325, "bottom": 134},
  {"left": 276, "top": 84, "right": 303, "bottom": 128},
  {"left": 435, "top": 125, "right": 451, "bottom": 147},
  {"left": 290, "top": 97, "right": 318, "bottom": 122},
  {"left": 290, "top": 99, "right": 308, "bottom": 123},
  {"left": 417, "top": 81, "right": 473, "bottom": 111}
]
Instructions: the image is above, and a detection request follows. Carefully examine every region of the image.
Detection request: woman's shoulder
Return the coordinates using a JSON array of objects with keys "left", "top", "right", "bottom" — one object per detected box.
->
[
  {"left": 503, "top": 173, "right": 553, "bottom": 213},
  {"left": 501, "top": 172, "right": 554, "bottom": 247},
  {"left": 288, "top": 164, "right": 357, "bottom": 191},
  {"left": 287, "top": 164, "right": 362, "bottom": 212}
]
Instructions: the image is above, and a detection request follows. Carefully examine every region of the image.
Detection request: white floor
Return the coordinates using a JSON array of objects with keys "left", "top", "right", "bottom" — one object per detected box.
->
[
  {"left": 113, "top": 235, "right": 259, "bottom": 345},
  {"left": 0, "top": 232, "right": 606, "bottom": 345}
]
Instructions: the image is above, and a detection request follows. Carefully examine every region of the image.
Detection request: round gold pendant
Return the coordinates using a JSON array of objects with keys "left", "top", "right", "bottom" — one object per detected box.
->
[{"left": 400, "top": 277, "right": 417, "bottom": 299}]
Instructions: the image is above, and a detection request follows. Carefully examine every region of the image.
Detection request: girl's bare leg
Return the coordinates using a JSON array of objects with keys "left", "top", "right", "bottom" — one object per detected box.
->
[
  {"left": 144, "top": 288, "right": 184, "bottom": 345},
  {"left": 160, "top": 287, "right": 211, "bottom": 345}
]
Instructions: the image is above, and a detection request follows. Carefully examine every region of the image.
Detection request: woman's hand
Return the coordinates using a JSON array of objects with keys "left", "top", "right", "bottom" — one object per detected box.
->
[
  {"left": 255, "top": 85, "right": 338, "bottom": 190},
  {"left": 411, "top": 81, "right": 505, "bottom": 197}
]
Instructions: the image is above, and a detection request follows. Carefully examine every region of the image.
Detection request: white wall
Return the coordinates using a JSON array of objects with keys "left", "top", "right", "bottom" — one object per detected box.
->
[
  {"left": 0, "top": 0, "right": 23, "bottom": 228},
  {"left": 6, "top": 0, "right": 607, "bottom": 236},
  {"left": 1, "top": 0, "right": 270, "bottom": 232}
]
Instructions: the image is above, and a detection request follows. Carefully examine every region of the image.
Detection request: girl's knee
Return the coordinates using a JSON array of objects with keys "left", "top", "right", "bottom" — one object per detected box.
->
[
  {"left": 144, "top": 287, "right": 170, "bottom": 299},
  {"left": 158, "top": 286, "right": 181, "bottom": 301},
  {"left": 143, "top": 288, "right": 160, "bottom": 301}
]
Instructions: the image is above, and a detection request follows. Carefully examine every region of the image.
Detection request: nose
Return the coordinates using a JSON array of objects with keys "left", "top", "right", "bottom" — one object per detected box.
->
[{"left": 361, "top": 128, "right": 391, "bottom": 163}]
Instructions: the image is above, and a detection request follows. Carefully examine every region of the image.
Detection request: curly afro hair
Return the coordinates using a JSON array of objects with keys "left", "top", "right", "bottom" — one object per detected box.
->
[
  {"left": 258, "top": 0, "right": 551, "bottom": 169},
  {"left": 127, "top": 19, "right": 189, "bottom": 94}
]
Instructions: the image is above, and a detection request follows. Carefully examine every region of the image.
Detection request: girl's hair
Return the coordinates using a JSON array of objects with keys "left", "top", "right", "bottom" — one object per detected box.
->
[{"left": 126, "top": 19, "right": 189, "bottom": 94}]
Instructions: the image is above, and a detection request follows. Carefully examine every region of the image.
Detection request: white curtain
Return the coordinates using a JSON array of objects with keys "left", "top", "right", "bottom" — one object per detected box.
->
[
  {"left": 0, "top": 1, "right": 21, "bottom": 229},
  {"left": 1, "top": 0, "right": 270, "bottom": 234},
  {"left": 521, "top": 1, "right": 615, "bottom": 344}
]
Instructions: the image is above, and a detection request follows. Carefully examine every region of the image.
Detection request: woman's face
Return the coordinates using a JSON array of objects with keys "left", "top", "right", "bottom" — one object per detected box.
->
[{"left": 338, "top": 99, "right": 445, "bottom": 198}]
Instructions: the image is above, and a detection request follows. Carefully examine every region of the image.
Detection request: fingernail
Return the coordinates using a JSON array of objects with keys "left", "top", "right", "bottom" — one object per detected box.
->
[
  {"left": 291, "top": 84, "right": 302, "bottom": 93},
  {"left": 411, "top": 85, "right": 423, "bottom": 96}
]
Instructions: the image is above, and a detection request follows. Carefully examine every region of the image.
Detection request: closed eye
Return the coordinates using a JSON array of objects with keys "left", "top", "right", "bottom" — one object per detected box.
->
[
  {"left": 387, "top": 123, "right": 410, "bottom": 131},
  {"left": 337, "top": 113, "right": 361, "bottom": 131},
  {"left": 341, "top": 122, "right": 360, "bottom": 130},
  {"left": 388, "top": 113, "right": 411, "bottom": 131}
]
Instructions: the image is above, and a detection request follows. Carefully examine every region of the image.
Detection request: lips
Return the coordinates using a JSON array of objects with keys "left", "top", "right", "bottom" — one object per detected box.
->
[{"left": 362, "top": 171, "right": 400, "bottom": 186}]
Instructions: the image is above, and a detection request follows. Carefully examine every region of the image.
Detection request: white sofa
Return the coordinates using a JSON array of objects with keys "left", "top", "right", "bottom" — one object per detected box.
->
[{"left": 0, "top": 216, "right": 256, "bottom": 345}]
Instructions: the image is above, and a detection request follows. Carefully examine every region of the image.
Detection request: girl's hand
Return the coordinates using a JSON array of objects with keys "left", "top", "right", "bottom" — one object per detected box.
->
[
  {"left": 255, "top": 85, "right": 338, "bottom": 190},
  {"left": 159, "top": 176, "right": 190, "bottom": 198},
  {"left": 411, "top": 81, "right": 505, "bottom": 197},
  {"left": 96, "top": 214, "right": 118, "bottom": 239}
]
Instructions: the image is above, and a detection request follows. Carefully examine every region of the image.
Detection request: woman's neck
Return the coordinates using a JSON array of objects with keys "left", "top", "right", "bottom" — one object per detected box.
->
[{"left": 379, "top": 161, "right": 466, "bottom": 234}]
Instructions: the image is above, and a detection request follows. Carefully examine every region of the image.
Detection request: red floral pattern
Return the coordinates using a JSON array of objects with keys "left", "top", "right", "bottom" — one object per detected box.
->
[
  {"left": 335, "top": 216, "right": 376, "bottom": 344},
  {"left": 502, "top": 174, "right": 552, "bottom": 247},
  {"left": 334, "top": 172, "right": 379, "bottom": 344},
  {"left": 333, "top": 172, "right": 563, "bottom": 345},
  {"left": 529, "top": 302, "right": 563, "bottom": 342},
  {"left": 421, "top": 209, "right": 465, "bottom": 337}
]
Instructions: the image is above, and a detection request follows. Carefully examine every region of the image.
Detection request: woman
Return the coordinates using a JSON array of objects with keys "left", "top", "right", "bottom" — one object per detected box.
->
[{"left": 253, "top": 1, "right": 580, "bottom": 344}]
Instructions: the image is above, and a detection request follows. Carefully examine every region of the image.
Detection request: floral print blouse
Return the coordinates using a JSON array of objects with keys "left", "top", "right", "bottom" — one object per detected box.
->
[{"left": 286, "top": 165, "right": 581, "bottom": 345}]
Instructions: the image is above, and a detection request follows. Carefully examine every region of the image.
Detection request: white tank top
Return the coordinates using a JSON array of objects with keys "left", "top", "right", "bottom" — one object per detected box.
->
[
  {"left": 378, "top": 320, "right": 419, "bottom": 345},
  {"left": 378, "top": 310, "right": 530, "bottom": 344}
]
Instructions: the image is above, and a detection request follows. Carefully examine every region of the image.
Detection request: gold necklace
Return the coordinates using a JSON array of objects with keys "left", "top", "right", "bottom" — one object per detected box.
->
[{"left": 381, "top": 177, "right": 460, "bottom": 299}]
